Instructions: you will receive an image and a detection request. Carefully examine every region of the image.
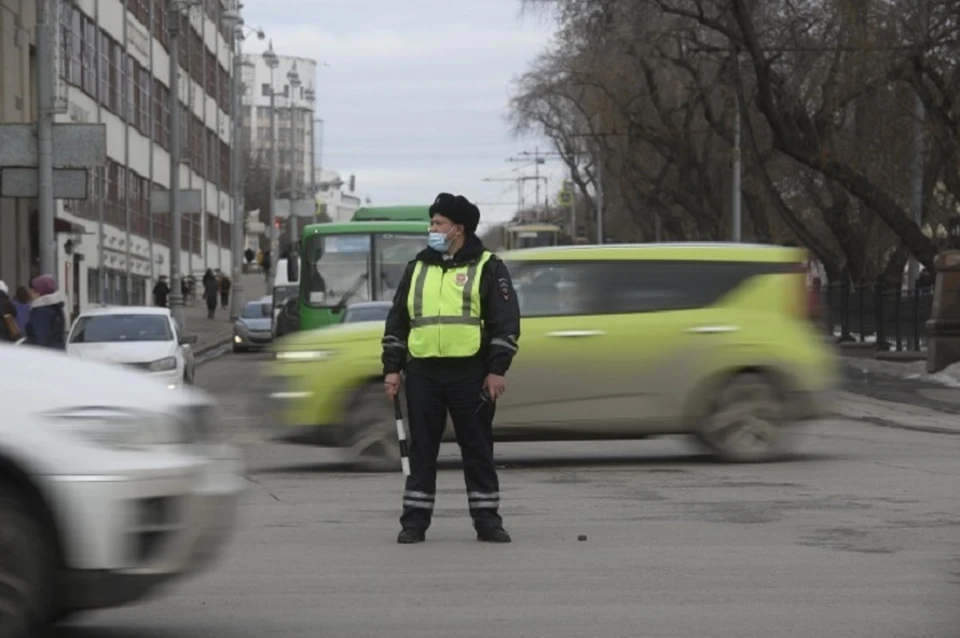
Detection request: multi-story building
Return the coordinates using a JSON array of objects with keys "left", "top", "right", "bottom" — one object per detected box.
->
[
  {"left": 240, "top": 51, "right": 317, "bottom": 229},
  {"left": 0, "top": 0, "right": 39, "bottom": 289},
  {"left": 0, "top": 0, "right": 240, "bottom": 316},
  {"left": 315, "top": 169, "right": 360, "bottom": 223}
]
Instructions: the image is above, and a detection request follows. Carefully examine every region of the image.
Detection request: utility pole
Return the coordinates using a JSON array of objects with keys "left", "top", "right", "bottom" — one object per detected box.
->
[
  {"left": 507, "top": 149, "right": 562, "bottom": 220},
  {"left": 36, "top": 0, "right": 55, "bottom": 276},
  {"left": 167, "top": 0, "right": 185, "bottom": 330},
  {"left": 286, "top": 62, "right": 301, "bottom": 247},
  {"left": 908, "top": 0, "right": 927, "bottom": 291},
  {"left": 731, "top": 83, "right": 742, "bottom": 242},
  {"left": 596, "top": 158, "right": 605, "bottom": 244},
  {"left": 263, "top": 42, "right": 279, "bottom": 291}
]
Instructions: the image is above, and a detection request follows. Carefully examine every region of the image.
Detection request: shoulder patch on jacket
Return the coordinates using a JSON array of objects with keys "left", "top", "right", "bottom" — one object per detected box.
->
[{"left": 497, "top": 277, "right": 512, "bottom": 301}]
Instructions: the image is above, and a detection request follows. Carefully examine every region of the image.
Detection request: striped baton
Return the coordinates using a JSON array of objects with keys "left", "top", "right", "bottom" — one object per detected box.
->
[{"left": 393, "top": 395, "right": 411, "bottom": 476}]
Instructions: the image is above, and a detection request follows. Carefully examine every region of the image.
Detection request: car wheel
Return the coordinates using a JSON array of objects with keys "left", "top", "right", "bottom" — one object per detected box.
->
[
  {"left": 345, "top": 383, "right": 403, "bottom": 473},
  {"left": 694, "top": 373, "right": 785, "bottom": 463},
  {"left": 0, "top": 486, "right": 55, "bottom": 635}
]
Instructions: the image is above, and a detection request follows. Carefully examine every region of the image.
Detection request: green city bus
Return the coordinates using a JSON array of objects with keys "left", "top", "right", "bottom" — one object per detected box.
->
[{"left": 284, "top": 220, "right": 430, "bottom": 331}]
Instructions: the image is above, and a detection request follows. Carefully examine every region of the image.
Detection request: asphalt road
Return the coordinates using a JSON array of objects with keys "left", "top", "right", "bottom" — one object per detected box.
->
[{"left": 58, "top": 352, "right": 960, "bottom": 638}]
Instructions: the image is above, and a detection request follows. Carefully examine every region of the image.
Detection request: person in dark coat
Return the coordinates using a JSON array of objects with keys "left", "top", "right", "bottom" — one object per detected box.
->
[
  {"left": 382, "top": 193, "right": 521, "bottom": 545},
  {"left": 12, "top": 286, "right": 31, "bottom": 333},
  {"left": 203, "top": 269, "right": 218, "bottom": 319},
  {"left": 153, "top": 275, "right": 171, "bottom": 307},
  {"left": 25, "top": 274, "right": 67, "bottom": 350}
]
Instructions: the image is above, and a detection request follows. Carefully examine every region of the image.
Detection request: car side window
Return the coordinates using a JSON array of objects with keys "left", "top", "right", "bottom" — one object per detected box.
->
[{"left": 508, "top": 260, "right": 778, "bottom": 317}]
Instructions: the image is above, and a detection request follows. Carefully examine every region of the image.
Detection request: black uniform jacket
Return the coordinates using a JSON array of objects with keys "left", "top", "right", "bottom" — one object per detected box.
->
[{"left": 381, "top": 234, "right": 521, "bottom": 377}]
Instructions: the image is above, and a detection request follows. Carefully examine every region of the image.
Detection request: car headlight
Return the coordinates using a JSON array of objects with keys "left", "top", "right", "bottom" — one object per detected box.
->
[
  {"left": 275, "top": 350, "right": 335, "bottom": 362},
  {"left": 149, "top": 356, "right": 177, "bottom": 372},
  {"left": 40, "top": 407, "right": 185, "bottom": 449}
]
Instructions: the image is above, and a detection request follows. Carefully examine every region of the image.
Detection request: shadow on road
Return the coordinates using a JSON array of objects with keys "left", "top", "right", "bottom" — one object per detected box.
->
[
  {"left": 54, "top": 626, "right": 183, "bottom": 638},
  {"left": 248, "top": 451, "right": 837, "bottom": 476}
]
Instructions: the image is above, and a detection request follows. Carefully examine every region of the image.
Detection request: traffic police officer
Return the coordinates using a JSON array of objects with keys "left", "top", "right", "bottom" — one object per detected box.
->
[{"left": 382, "top": 193, "right": 521, "bottom": 544}]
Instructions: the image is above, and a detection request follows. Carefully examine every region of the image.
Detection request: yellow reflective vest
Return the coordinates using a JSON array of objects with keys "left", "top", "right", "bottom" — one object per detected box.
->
[{"left": 406, "top": 251, "right": 494, "bottom": 358}]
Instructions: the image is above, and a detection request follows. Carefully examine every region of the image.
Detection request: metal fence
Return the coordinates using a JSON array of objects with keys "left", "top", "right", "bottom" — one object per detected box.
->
[{"left": 818, "top": 282, "right": 934, "bottom": 352}]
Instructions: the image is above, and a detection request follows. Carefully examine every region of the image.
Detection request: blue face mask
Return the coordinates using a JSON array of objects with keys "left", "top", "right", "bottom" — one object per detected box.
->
[{"left": 428, "top": 231, "right": 450, "bottom": 252}]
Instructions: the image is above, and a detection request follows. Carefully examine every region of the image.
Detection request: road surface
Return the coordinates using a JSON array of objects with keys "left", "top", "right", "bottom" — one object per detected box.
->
[{"left": 57, "top": 352, "right": 960, "bottom": 638}]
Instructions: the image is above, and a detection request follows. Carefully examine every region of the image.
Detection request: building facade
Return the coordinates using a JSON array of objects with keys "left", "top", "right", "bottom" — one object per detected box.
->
[
  {"left": 0, "top": 0, "right": 39, "bottom": 290},
  {"left": 240, "top": 52, "right": 317, "bottom": 201},
  {"left": 0, "top": 0, "right": 239, "bottom": 317},
  {"left": 315, "top": 169, "right": 360, "bottom": 223}
]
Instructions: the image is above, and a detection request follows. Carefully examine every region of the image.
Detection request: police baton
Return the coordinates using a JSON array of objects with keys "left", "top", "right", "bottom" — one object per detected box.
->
[{"left": 393, "top": 395, "right": 411, "bottom": 477}]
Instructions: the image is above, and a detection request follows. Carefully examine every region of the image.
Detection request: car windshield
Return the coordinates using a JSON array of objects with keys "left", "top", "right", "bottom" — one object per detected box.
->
[
  {"left": 303, "top": 233, "right": 425, "bottom": 306},
  {"left": 343, "top": 305, "right": 392, "bottom": 323},
  {"left": 70, "top": 314, "right": 173, "bottom": 343},
  {"left": 242, "top": 303, "right": 272, "bottom": 319}
]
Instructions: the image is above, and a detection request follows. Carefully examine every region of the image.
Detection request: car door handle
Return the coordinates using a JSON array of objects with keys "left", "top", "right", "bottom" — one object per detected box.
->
[
  {"left": 545, "top": 330, "right": 606, "bottom": 338},
  {"left": 687, "top": 325, "right": 740, "bottom": 334}
]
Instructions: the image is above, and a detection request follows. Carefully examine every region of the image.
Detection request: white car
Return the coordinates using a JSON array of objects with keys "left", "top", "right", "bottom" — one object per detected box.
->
[
  {"left": 0, "top": 342, "right": 244, "bottom": 633},
  {"left": 66, "top": 306, "right": 198, "bottom": 389}
]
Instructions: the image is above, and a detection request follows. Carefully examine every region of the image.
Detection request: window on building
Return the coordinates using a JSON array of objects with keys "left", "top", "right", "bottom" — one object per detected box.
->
[
  {"left": 153, "top": 0, "right": 168, "bottom": 49},
  {"left": 109, "top": 41, "right": 121, "bottom": 114},
  {"left": 69, "top": 8, "right": 82, "bottom": 86},
  {"left": 82, "top": 17, "right": 97, "bottom": 96},
  {"left": 261, "top": 83, "right": 271, "bottom": 97},
  {"left": 151, "top": 185, "right": 171, "bottom": 246},
  {"left": 117, "top": 50, "right": 128, "bottom": 121},
  {"left": 153, "top": 80, "right": 170, "bottom": 148},
  {"left": 87, "top": 268, "right": 100, "bottom": 305},
  {"left": 59, "top": 7, "right": 71, "bottom": 81},
  {"left": 126, "top": 56, "right": 137, "bottom": 126},
  {"left": 137, "top": 66, "right": 151, "bottom": 135},
  {"left": 98, "top": 33, "right": 110, "bottom": 106}
]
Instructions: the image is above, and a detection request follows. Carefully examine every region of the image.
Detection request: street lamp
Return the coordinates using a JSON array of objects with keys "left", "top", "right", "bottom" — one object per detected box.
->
[
  {"left": 262, "top": 41, "right": 279, "bottom": 291},
  {"left": 167, "top": 0, "right": 200, "bottom": 331},
  {"left": 286, "top": 62, "right": 301, "bottom": 247},
  {"left": 222, "top": 4, "right": 264, "bottom": 320}
]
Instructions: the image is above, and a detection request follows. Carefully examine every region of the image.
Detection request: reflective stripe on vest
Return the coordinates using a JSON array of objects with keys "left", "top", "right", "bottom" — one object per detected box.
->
[{"left": 406, "top": 251, "right": 494, "bottom": 358}]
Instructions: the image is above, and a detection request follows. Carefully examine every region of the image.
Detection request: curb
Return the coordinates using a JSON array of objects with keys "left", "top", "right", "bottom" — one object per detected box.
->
[{"left": 194, "top": 335, "right": 233, "bottom": 358}]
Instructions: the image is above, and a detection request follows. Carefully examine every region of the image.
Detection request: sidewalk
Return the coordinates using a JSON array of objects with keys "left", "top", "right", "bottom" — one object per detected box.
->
[{"left": 180, "top": 272, "right": 268, "bottom": 356}]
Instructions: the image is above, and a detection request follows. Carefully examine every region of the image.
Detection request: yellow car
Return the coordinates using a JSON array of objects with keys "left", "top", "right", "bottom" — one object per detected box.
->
[{"left": 263, "top": 243, "right": 838, "bottom": 469}]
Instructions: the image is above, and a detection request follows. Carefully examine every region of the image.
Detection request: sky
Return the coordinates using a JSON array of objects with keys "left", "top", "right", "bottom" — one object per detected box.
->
[{"left": 239, "top": 0, "right": 566, "bottom": 230}]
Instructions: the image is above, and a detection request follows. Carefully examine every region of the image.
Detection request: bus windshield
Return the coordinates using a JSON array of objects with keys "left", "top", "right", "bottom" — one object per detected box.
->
[
  {"left": 511, "top": 229, "right": 558, "bottom": 249},
  {"left": 303, "top": 233, "right": 425, "bottom": 307}
]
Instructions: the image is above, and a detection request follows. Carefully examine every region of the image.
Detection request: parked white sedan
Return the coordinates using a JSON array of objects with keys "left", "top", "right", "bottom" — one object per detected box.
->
[
  {"left": 66, "top": 306, "right": 198, "bottom": 389},
  {"left": 0, "top": 342, "right": 244, "bottom": 633}
]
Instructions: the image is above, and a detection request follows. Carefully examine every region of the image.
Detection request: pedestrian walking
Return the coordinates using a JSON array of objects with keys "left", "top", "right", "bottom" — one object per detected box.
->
[
  {"left": 203, "top": 269, "right": 218, "bottom": 319},
  {"left": 219, "top": 274, "right": 231, "bottom": 309},
  {"left": 153, "top": 275, "right": 170, "bottom": 307},
  {"left": 381, "top": 192, "right": 521, "bottom": 544},
  {"left": 11, "top": 286, "right": 31, "bottom": 334},
  {"left": 24, "top": 274, "right": 67, "bottom": 350}
]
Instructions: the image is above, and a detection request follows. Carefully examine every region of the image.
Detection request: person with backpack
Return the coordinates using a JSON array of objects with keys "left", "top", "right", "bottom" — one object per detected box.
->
[{"left": 25, "top": 274, "right": 67, "bottom": 350}]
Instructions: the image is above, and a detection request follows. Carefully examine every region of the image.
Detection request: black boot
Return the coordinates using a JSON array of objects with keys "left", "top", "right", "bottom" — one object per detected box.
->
[
  {"left": 397, "top": 528, "right": 426, "bottom": 544},
  {"left": 477, "top": 526, "right": 511, "bottom": 543}
]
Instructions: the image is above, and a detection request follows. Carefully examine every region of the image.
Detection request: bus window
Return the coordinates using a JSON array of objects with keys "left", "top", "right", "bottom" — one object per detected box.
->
[
  {"left": 304, "top": 234, "right": 372, "bottom": 306},
  {"left": 376, "top": 233, "right": 425, "bottom": 300}
]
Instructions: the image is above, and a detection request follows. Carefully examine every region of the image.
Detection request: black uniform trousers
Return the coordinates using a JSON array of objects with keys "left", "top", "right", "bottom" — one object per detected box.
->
[{"left": 400, "top": 357, "right": 502, "bottom": 533}]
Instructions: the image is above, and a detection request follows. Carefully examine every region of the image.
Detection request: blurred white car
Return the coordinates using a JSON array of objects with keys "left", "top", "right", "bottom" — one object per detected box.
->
[
  {"left": 66, "top": 306, "right": 198, "bottom": 389},
  {"left": 0, "top": 342, "right": 244, "bottom": 632}
]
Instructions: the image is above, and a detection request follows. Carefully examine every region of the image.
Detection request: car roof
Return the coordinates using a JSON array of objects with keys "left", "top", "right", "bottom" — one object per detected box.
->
[
  {"left": 499, "top": 242, "right": 807, "bottom": 263},
  {"left": 78, "top": 305, "right": 173, "bottom": 317}
]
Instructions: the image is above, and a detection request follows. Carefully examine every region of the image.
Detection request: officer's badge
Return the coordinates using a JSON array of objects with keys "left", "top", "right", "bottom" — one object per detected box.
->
[{"left": 455, "top": 273, "right": 469, "bottom": 286}]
